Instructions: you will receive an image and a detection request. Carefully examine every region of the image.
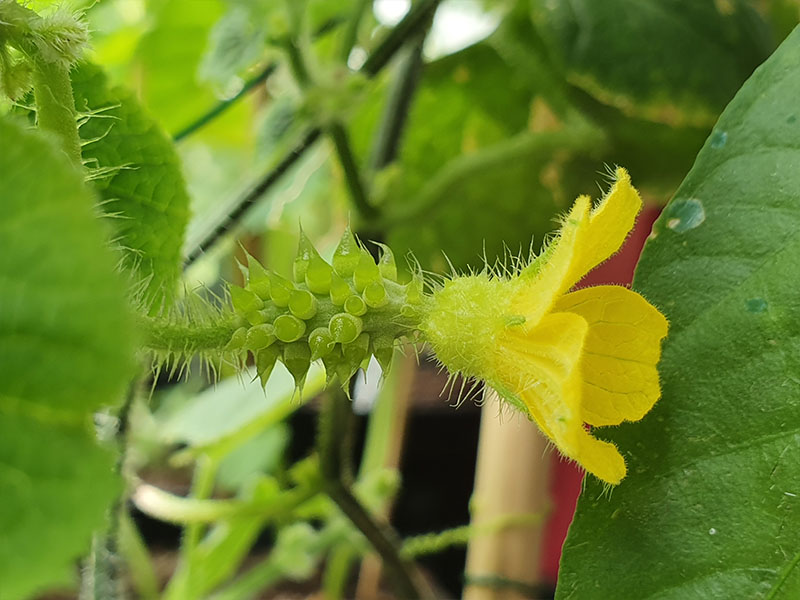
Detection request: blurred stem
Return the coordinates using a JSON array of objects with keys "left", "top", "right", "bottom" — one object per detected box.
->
[
  {"left": 163, "top": 454, "right": 219, "bottom": 600},
  {"left": 339, "top": 0, "right": 371, "bottom": 61},
  {"left": 118, "top": 512, "right": 159, "bottom": 600},
  {"left": 279, "top": 23, "right": 377, "bottom": 224},
  {"left": 172, "top": 16, "right": 343, "bottom": 142},
  {"left": 183, "top": 1, "right": 440, "bottom": 267},
  {"left": 323, "top": 545, "right": 360, "bottom": 600},
  {"left": 317, "top": 390, "right": 434, "bottom": 599},
  {"left": 368, "top": 13, "right": 428, "bottom": 171},
  {"left": 329, "top": 121, "right": 378, "bottom": 220},
  {"left": 173, "top": 64, "right": 276, "bottom": 142},
  {"left": 361, "top": 0, "right": 440, "bottom": 77}
]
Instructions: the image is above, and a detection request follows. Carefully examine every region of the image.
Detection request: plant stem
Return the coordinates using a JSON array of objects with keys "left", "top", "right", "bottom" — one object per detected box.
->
[
  {"left": 329, "top": 121, "right": 378, "bottom": 220},
  {"left": 32, "top": 57, "right": 82, "bottom": 166},
  {"left": 317, "top": 390, "right": 434, "bottom": 599},
  {"left": 361, "top": 0, "right": 440, "bottom": 77},
  {"left": 339, "top": 0, "right": 371, "bottom": 61},
  {"left": 183, "top": 1, "right": 440, "bottom": 267},
  {"left": 368, "top": 26, "right": 427, "bottom": 171},
  {"left": 138, "top": 314, "right": 239, "bottom": 352},
  {"left": 184, "top": 127, "right": 321, "bottom": 267},
  {"left": 172, "top": 16, "right": 344, "bottom": 143},
  {"left": 173, "top": 64, "right": 276, "bottom": 142}
]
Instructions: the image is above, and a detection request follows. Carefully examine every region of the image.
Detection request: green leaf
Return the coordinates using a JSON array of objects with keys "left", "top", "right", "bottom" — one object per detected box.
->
[
  {"left": 72, "top": 63, "right": 190, "bottom": 310},
  {"left": 133, "top": 0, "right": 228, "bottom": 134},
  {"left": 558, "top": 26, "right": 800, "bottom": 600},
  {"left": 531, "top": 0, "right": 773, "bottom": 126},
  {"left": 386, "top": 126, "right": 604, "bottom": 272},
  {"left": 0, "top": 118, "right": 134, "bottom": 599}
]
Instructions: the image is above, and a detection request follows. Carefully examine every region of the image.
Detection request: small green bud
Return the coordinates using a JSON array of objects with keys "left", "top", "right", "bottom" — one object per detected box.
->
[
  {"left": 376, "top": 243, "right": 398, "bottom": 282},
  {"left": 329, "top": 272, "right": 352, "bottom": 305},
  {"left": 288, "top": 289, "right": 318, "bottom": 320},
  {"left": 354, "top": 248, "right": 380, "bottom": 292},
  {"left": 405, "top": 274, "right": 424, "bottom": 304},
  {"left": 333, "top": 226, "right": 360, "bottom": 278},
  {"left": 344, "top": 294, "right": 367, "bottom": 316},
  {"left": 363, "top": 281, "right": 387, "bottom": 308},
  {"left": 245, "top": 309, "right": 268, "bottom": 326},
  {"left": 329, "top": 312, "right": 363, "bottom": 344},
  {"left": 400, "top": 304, "right": 420, "bottom": 319},
  {"left": 269, "top": 271, "right": 294, "bottom": 307},
  {"left": 294, "top": 228, "right": 314, "bottom": 283},
  {"left": 283, "top": 342, "right": 312, "bottom": 390},
  {"left": 308, "top": 327, "right": 335, "bottom": 360},
  {"left": 321, "top": 345, "right": 344, "bottom": 385},
  {"left": 230, "top": 285, "right": 263, "bottom": 315},
  {"left": 340, "top": 332, "right": 370, "bottom": 380},
  {"left": 371, "top": 333, "right": 395, "bottom": 374},
  {"left": 246, "top": 324, "right": 276, "bottom": 351},
  {"left": 226, "top": 326, "right": 248, "bottom": 351},
  {"left": 256, "top": 345, "right": 281, "bottom": 387},
  {"left": 274, "top": 314, "right": 306, "bottom": 342},
  {"left": 306, "top": 254, "right": 333, "bottom": 294},
  {"left": 246, "top": 254, "right": 271, "bottom": 299}
]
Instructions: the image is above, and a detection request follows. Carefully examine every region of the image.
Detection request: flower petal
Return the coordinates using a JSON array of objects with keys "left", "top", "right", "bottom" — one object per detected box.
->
[
  {"left": 563, "top": 167, "right": 642, "bottom": 292},
  {"left": 571, "top": 427, "right": 627, "bottom": 485},
  {"left": 497, "top": 311, "right": 628, "bottom": 484},
  {"left": 555, "top": 285, "right": 668, "bottom": 426},
  {"left": 514, "top": 195, "right": 591, "bottom": 326}
]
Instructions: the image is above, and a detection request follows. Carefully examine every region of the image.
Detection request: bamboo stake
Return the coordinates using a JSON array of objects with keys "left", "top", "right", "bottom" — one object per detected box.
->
[{"left": 464, "top": 391, "right": 552, "bottom": 600}]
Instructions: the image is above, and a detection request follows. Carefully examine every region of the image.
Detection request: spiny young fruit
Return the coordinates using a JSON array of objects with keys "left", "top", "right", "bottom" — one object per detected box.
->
[{"left": 229, "top": 227, "right": 426, "bottom": 393}]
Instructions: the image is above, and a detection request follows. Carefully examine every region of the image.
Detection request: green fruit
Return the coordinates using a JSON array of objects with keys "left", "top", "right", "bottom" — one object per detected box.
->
[
  {"left": 329, "top": 271, "right": 352, "bottom": 305},
  {"left": 363, "top": 281, "right": 387, "bottom": 308},
  {"left": 376, "top": 242, "right": 397, "bottom": 282},
  {"left": 288, "top": 289, "right": 318, "bottom": 320},
  {"left": 308, "top": 327, "right": 335, "bottom": 360},
  {"left": 246, "top": 324, "right": 276, "bottom": 350},
  {"left": 329, "top": 312, "right": 362, "bottom": 344},
  {"left": 333, "top": 226, "right": 360, "bottom": 278},
  {"left": 283, "top": 342, "right": 312, "bottom": 389},
  {"left": 354, "top": 248, "right": 380, "bottom": 293},
  {"left": 230, "top": 285, "right": 263, "bottom": 314},
  {"left": 256, "top": 345, "right": 281, "bottom": 386},
  {"left": 246, "top": 254, "right": 271, "bottom": 299},
  {"left": 274, "top": 313, "right": 306, "bottom": 342},
  {"left": 343, "top": 294, "right": 367, "bottom": 316},
  {"left": 269, "top": 271, "right": 294, "bottom": 307}
]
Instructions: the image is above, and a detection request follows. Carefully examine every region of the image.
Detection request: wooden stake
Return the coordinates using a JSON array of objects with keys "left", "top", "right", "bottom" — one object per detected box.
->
[{"left": 464, "top": 391, "right": 552, "bottom": 600}]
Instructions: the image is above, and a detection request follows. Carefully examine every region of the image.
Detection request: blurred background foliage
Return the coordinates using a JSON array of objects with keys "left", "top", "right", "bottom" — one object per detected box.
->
[{"left": 10, "top": 0, "right": 798, "bottom": 598}]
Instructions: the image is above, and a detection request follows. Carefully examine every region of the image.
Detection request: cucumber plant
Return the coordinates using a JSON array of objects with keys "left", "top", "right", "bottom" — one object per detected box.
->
[{"left": 2, "top": 1, "right": 799, "bottom": 599}]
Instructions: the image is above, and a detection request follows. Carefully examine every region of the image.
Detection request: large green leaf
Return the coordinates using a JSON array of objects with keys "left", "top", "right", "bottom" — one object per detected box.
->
[
  {"left": 385, "top": 127, "right": 603, "bottom": 272},
  {"left": 557, "top": 26, "right": 800, "bottom": 600},
  {"left": 72, "top": 63, "right": 190, "bottom": 310},
  {"left": 0, "top": 118, "right": 134, "bottom": 599},
  {"left": 531, "top": 0, "right": 773, "bottom": 126}
]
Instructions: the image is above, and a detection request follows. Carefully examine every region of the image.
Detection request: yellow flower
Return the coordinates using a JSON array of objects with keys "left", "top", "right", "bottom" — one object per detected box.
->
[{"left": 422, "top": 168, "right": 668, "bottom": 484}]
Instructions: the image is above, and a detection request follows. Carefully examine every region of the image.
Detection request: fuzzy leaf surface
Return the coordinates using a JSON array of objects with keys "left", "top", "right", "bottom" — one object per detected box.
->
[
  {"left": 0, "top": 118, "right": 134, "bottom": 599},
  {"left": 72, "top": 63, "right": 190, "bottom": 309},
  {"left": 557, "top": 26, "right": 800, "bottom": 600},
  {"left": 531, "top": 0, "right": 773, "bottom": 126}
]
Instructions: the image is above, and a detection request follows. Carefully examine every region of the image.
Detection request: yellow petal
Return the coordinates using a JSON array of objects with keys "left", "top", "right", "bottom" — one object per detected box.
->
[
  {"left": 555, "top": 285, "right": 668, "bottom": 427},
  {"left": 514, "top": 195, "right": 591, "bottom": 327},
  {"left": 572, "top": 427, "right": 627, "bottom": 485},
  {"left": 564, "top": 167, "right": 642, "bottom": 292}
]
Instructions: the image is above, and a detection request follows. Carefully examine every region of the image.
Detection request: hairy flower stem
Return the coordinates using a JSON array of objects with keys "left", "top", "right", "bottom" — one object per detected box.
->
[
  {"left": 138, "top": 315, "right": 240, "bottom": 353},
  {"left": 31, "top": 57, "right": 82, "bottom": 166}
]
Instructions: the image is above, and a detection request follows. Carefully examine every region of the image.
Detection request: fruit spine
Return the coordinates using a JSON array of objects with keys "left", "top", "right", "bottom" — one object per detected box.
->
[{"left": 227, "top": 227, "right": 427, "bottom": 391}]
